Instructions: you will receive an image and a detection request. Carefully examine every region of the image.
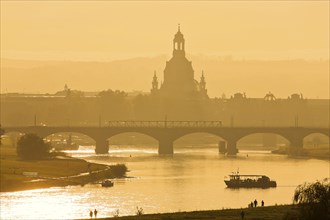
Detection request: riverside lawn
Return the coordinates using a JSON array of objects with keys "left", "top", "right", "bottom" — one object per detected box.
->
[{"left": 0, "top": 146, "right": 127, "bottom": 192}]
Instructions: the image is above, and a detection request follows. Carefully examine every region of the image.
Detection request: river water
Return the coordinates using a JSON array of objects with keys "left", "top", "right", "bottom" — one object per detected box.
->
[{"left": 1, "top": 145, "right": 329, "bottom": 219}]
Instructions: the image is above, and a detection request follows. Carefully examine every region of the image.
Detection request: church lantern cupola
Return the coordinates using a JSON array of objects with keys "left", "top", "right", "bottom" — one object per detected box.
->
[{"left": 173, "top": 24, "right": 185, "bottom": 57}]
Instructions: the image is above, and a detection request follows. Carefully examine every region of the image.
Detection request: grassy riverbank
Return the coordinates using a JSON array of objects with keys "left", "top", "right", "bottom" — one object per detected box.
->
[
  {"left": 78, "top": 205, "right": 298, "bottom": 220},
  {"left": 0, "top": 146, "right": 126, "bottom": 192}
]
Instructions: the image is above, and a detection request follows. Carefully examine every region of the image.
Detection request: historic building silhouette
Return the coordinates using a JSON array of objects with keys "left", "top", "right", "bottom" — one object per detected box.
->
[{"left": 151, "top": 25, "right": 208, "bottom": 99}]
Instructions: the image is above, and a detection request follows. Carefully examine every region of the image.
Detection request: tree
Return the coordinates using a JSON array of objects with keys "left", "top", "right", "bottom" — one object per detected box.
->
[
  {"left": 17, "top": 133, "right": 51, "bottom": 160},
  {"left": 293, "top": 179, "right": 330, "bottom": 220}
]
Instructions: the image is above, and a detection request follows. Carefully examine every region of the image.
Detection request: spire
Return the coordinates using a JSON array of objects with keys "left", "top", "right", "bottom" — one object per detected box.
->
[
  {"left": 200, "top": 71, "right": 206, "bottom": 88},
  {"left": 200, "top": 70, "right": 207, "bottom": 97},
  {"left": 151, "top": 70, "right": 159, "bottom": 93},
  {"left": 201, "top": 70, "right": 205, "bottom": 83},
  {"left": 173, "top": 24, "right": 185, "bottom": 56}
]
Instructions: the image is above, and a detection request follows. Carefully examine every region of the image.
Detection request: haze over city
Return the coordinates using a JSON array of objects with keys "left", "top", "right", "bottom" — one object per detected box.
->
[{"left": 1, "top": 1, "right": 329, "bottom": 98}]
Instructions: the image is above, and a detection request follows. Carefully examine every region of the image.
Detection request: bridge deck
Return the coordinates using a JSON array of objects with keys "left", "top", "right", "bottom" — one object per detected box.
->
[{"left": 107, "top": 121, "right": 223, "bottom": 128}]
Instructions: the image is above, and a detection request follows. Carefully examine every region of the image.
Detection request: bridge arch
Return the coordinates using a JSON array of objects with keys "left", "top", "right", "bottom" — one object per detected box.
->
[
  {"left": 172, "top": 131, "right": 227, "bottom": 142},
  {"left": 303, "top": 133, "right": 329, "bottom": 148},
  {"left": 303, "top": 131, "right": 329, "bottom": 140},
  {"left": 173, "top": 132, "right": 226, "bottom": 154},
  {"left": 107, "top": 130, "right": 161, "bottom": 142},
  {"left": 43, "top": 132, "right": 96, "bottom": 151},
  {"left": 236, "top": 132, "right": 290, "bottom": 152},
  {"left": 237, "top": 132, "right": 290, "bottom": 144},
  {"left": 107, "top": 132, "right": 159, "bottom": 154}
]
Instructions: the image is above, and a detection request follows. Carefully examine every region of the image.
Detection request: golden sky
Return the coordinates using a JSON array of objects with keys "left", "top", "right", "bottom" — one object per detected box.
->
[{"left": 1, "top": 1, "right": 329, "bottom": 60}]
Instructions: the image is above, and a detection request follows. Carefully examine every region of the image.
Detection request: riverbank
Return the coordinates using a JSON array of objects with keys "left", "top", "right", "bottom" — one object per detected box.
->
[
  {"left": 272, "top": 145, "right": 330, "bottom": 160},
  {"left": 0, "top": 146, "right": 127, "bottom": 192},
  {"left": 78, "top": 204, "right": 298, "bottom": 220}
]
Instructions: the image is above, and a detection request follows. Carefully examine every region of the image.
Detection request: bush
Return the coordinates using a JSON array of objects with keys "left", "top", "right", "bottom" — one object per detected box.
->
[
  {"left": 136, "top": 206, "right": 144, "bottom": 216},
  {"left": 109, "top": 164, "right": 128, "bottom": 177},
  {"left": 17, "top": 133, "right": 51, "bottom": 160},
  {"left": 292, "top": 179, "right": 330, "bottom": 220}
]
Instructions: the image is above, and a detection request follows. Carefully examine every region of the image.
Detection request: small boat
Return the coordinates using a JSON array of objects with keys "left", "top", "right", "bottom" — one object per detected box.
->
[
  {"left": 224, "top": 171, "right": 276, "bottom": 188},
  {"left": 101, "top": 179, "right": 114, "bottom": 187}
]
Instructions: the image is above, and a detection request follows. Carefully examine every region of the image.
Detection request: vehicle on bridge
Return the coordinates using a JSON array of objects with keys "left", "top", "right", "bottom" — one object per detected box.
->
[{"left": 224, "top": 172, "right": 276, "bottom": 188}]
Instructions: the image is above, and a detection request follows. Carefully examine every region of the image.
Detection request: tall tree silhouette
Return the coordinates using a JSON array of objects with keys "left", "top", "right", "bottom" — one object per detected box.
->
[
  {"left": 293, "top": 179, "right": 330, "bottom": 220},
  {"left": 17, "top": 133, "right": 51, "bottom": 160}
]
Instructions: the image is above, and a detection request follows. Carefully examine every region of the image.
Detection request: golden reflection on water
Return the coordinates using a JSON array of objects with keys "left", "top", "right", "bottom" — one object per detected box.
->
[
  {"left": 2, "top": 188, "right": 76, "bottom": 219},
  {"left": 1, "top": 147, "right": 329, "bottom": 219}
]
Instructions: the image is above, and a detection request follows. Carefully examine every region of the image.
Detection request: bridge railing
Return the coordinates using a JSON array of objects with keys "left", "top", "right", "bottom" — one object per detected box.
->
[{"left": 107, "top": 121, "right": 222, "bottom": 128}]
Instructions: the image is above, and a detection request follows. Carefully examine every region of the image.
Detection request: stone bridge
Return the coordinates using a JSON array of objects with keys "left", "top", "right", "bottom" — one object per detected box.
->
[{"left": 3, "top": 121, "right": 329, "bottom": 155}]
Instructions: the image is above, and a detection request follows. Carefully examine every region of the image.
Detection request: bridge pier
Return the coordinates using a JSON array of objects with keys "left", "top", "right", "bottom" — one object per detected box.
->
[
  {"left": 95, "top": 139, "right": 109, "bottom": 154},
  {"left": 218, "top": 141, "right": 226, "bottom": 153},
  {"left": 158, "top": 139, "right": 174, "bottom": 154},
  {"left": 226, "top": 140, "right": 238, "bottom": 155},
  {"left": 289, "top": 138, "right": 304, "bottom": 148},
  {"left": 287, "top": 137, "right": 305, "bottom": 156}
]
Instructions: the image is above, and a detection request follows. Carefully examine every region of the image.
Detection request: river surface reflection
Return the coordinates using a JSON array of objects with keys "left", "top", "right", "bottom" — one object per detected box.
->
[{"left": 1, "top": 145, "right": 329, "bottom": 219}]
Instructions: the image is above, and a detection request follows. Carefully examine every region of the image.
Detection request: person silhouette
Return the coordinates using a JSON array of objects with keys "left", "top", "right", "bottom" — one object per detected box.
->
[
  {"left": 89, "top": 210, "right": 93, "bottom": 218},
  {"left": 240, "top": 210, "right": 245, "bottom": 219},
  {"left": 94, "top": 209, "right": 98, "bottom": 218},
  {"left": 261, "top": 200, "right": 264, "bottom": 207},
  {"left": 254, "top": 199, "right": 258, "bottom": 207}
]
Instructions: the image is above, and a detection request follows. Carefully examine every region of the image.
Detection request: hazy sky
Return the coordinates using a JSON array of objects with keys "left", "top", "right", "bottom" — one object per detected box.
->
[{"left": 1, "top": 1, "right": 329, "bottom": 60}]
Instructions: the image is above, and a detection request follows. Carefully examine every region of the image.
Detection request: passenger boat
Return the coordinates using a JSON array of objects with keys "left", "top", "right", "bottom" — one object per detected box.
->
[
  {"left": 101, "top": 179, "right": 114, "bottom": 187},
  {"left": 224, "top": 171, "right": 276, "bottom": 188}
]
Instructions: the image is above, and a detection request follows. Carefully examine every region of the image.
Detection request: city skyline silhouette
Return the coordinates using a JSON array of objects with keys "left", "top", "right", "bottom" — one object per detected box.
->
[{"left": 0, "top": 2, "right": 329, "bottom": 220}]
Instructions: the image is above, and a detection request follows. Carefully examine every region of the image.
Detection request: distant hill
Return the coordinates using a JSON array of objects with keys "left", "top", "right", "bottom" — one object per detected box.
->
[{"left": 1, "top": 56, "right": 329, "bottom": 99}]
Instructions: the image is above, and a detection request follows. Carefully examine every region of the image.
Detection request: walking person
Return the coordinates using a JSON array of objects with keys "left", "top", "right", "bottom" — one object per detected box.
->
[
  {"left": 254, "top": 199, "right": 258, "bottom": 207},
  {"left": 240, "top": 210, "right": 245, "bottom": 219},
  {"left": 261, "top": 200, "right": 264, "bottom": 207},
  {"left": 89, "top": 210, "right": 93, "bottom": 218},
  {"left": 94, "top": 209, "right": 98, "bottom": 218}
]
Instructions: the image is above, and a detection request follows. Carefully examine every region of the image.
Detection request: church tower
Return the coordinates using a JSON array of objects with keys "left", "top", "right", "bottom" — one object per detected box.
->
[
  {"left": 160, "top": 25, "right": 197, "bottom": 98},
  {"left": 151, "top": 25, "right": 208, "bottom": 99},
  {"left": 199, "top": 71, "right": 208, "bottom": 98},
  {"left": 151, "top": 71, "right": 159, "bottom": 94}
]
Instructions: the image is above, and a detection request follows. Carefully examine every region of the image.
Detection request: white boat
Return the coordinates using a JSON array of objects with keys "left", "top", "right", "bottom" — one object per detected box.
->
[{"left": 224, "top": 171, "right": 276, "bottom": 188}]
